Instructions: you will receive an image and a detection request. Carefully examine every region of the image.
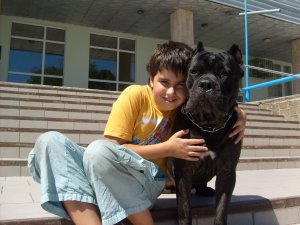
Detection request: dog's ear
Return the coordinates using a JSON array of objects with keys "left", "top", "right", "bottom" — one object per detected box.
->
[
  {"left": 228, "top": 44, "right": 244, "bottom": 77},
  {"left": 196, "top": 41, "right": 204, "bottom": 52},
  {"left": 228, "top": 44, "right": 243, "bottom": 65}
]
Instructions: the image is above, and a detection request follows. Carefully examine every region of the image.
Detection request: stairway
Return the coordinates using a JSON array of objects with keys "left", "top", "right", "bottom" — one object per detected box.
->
[{"left": 1, "top": 81, "right": 300, "bottom": 225}]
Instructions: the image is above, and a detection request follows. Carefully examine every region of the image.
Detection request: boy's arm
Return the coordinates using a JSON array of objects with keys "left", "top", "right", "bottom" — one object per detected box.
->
[
  {"left": 105, "top": 130, "right": 209, "bottom": 162},
  {"left": 104, "top": 86, "right": 207, "bottom": 161},
  {"left": 228, "top": 106, "right": 247, "bottom": 144}
]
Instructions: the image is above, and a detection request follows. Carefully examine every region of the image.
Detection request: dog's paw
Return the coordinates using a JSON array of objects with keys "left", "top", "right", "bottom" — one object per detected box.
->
[{"left": 162, "top": 185, "right": 176, "bottom": 194}]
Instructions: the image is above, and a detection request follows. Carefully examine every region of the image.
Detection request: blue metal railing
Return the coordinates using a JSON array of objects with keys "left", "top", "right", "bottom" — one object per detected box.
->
[
  {"left": 243, "top": 0, "right": 250, "bottom": 102},
  {"left": 240, "top": 65, "right": 300, "bottom": 95},
  {"left": 240, "top": 0, "right": 299, "bottom": 102}
]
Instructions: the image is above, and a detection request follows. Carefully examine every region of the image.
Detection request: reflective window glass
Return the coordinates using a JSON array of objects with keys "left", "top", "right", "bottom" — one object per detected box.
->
[
  {"left": 11, "top": 23, "right": 44, "bottom": 39},
  {"left": 9, "top": 22, "right": 65, "bottom": 86},
  {"left": 89, "top": 34, "right": 135, "bottom": 91},
  {"left": 90, "top": 34, "right": 117, "bottom": 48},
  {"left": 283, "top": 66, "right": 292, "bottom": 96},
  {"left": 118, "top": 83, "right": 131, "bottom": 91},
  {"left": 45, "top": 43, "right": 64, "bottom": 76},
  {"left": 120, "top": 38, "right": 135, "bottom": 51},
  {"left": 9, "top": 38, "right": 43, "bottom": 74},
  {"left": 88, "top": 81, "right": 116, "bottom": 91},
  {"left": 119, "top": 52, "right": 135, "bottom": 82},
  {"left": 8, "top": 73, "right": 41, "bottom": 84},
  {"left": 89, "top": 49, "right": 117, "bottom": 81},
  {"left": 46, "top": 27, "right": 65, "bottom": 42},
  {"left": 44, "top": 77, "right": 63, "bottom": 86}
]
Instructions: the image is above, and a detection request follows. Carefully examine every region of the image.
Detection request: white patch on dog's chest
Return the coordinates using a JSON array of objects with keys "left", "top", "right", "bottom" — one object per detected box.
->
[{"left": 200, "top": 150, "right": 216, "bottom": 160}]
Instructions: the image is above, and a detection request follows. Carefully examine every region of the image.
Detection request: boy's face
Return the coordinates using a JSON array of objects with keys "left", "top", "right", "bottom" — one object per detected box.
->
[{"left": 149, "top": 69, "right": 187, "bottom": 112}]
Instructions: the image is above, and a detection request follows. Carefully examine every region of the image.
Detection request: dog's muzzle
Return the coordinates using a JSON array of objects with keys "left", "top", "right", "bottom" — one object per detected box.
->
[{"left": 181, "top": 105, "right": 233, "bottom": 133}]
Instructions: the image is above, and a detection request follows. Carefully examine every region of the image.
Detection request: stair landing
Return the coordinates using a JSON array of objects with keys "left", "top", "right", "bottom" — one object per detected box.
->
[{"left": 1, "top": 168, "right": 300, "bottom": 225}]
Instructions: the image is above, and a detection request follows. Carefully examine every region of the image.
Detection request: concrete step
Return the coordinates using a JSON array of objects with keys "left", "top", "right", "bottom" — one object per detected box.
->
[
  {"left": 0, "top": 93, "right": 263, "bottom": 110},
  {"left": 1, "top": 82, "right": 300, "bottom": 224},
  {"left": 0, "top": 94, "right": 116, "bottom": 109},
  {"left": 0, "top": 81, "right": 120, "bottom": 98},
  {"left": 246, "top": 113, "right": 288, "bottom": 121},
  {"left": 0, "top": 82, "right": 269, "bottom": 108},
  {"left": 241, "top": 145, "right": 300, "bottom": 157},
  {"left": 1, "top": 169, "right": 300, "bottom": 225},
  {"left": 1, "top": 142, "right": 299, "bottom": 157},
  {"left": 244, "top": 126, "right": 300, "bottom": 136},
  {"left": 0, "top": 105, "right": 110, "bottom": 120},
  {"left": 2, "top": 118, "right": 300, "bottom": 135},
  {"left": 237, "top": 156, "right": 300, "bottom": 170},
  {"left": 0, "top": 128, "right": 103, "bottom": 146},
  {"left": 247, "top": 119, "right": 300, "bottom": 129},
  {"left": 0, "top": 116, "right": 107, "bottom": 130},
  {"left": 2, "top": 155, "right": 300, "bottom": 177},
  {"left": 0, "top": 95, "right": 277, "bottom": 117},
  {"left": 0, "top": 82, "right": 287, "bottom": 117},
  {"left": 1, "top": 105, "right": 295, "bottom": 133},
  {"left": 241, "top": 107, "right": 278, "bottom": 115},
  {"left": 155, "top": 168, "right": 300, "bottom": 225},
  {"left": 1, "top": 127, "right": 300, "bottom": 146},
  {"left": 243, "top": 134, "right": 300, "bottom": 146},
  {"left": 1, "top": 114, "right": 298, "bottom": 129},
  {"left": 2, "top": 143, "right": 300, "bottom": 159},
  {"left": 1, "top": 109, "right": 299, "bottom": 175}
]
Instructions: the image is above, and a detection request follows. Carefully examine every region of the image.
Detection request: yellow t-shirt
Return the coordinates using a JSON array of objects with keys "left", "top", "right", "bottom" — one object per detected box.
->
[{"left": 104, "top": 85, "right": 177, "bottom": 174}]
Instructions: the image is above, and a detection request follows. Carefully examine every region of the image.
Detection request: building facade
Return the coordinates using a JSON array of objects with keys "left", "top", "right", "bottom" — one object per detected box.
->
[
  {"left": 0, "top": 15, "right": 166, "bottom": 91},
  {"left": 1, "top": 0, "right": 300, "bottom": 101}
]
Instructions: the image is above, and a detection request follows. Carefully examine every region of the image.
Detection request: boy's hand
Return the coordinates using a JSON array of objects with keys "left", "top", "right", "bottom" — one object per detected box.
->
[
  {"left": 167, "top": 129, "right": 208, "bottom": 161},
  {"left": 229, "top": 106, "right": 247, "bottom": 144}
]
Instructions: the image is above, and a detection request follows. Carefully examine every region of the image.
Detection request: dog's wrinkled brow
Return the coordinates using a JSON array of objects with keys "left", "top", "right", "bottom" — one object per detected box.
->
[{"left": 208, "top": 55, "right": 216, "bottom": 66}]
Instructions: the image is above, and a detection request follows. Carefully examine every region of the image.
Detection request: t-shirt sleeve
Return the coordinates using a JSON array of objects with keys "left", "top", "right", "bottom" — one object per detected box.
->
[{"left": 104, "top": 86, "right": 142, "bottom": 141}]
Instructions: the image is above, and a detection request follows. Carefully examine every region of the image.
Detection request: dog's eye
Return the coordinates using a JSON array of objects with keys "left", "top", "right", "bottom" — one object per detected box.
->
[
  {"left": 189, "top": 69, "right": 197, "bottom": 75},
  {"left": 221, "top": 73, "right": 229, "bottom": 77}
]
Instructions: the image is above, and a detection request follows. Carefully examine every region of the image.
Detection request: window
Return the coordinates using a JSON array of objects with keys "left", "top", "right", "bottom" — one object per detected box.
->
[
  {"left": 249, "top": 58, "right": 273, "bottom": 79},
  {"left": 283, "top": 66, "right": 292, "bottom": 96},
  {"left": 89, "top": 34, "right": 135, "bottom": 91},
  {"left": 8, "top": 22, "right": 65, "bottom": 86},
  {"left": 268, "top": 64, "right": 282, "bottom": 97}
]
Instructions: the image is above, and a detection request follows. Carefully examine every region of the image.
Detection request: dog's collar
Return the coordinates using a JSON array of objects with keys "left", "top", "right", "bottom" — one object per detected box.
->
[{"left": 181, "top": 106, "right": 233, "bottom": 133}]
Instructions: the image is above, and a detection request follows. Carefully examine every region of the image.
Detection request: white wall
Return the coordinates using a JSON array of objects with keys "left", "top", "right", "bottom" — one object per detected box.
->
[
  {"left": 63, "top": 25, "right": 90, "bottom": 88},
  {"left": 0, "top": 15, "right": 11, "bottom": 82},
  {"left": 136, "top": 37, "right": 165, "bottom": 84}
]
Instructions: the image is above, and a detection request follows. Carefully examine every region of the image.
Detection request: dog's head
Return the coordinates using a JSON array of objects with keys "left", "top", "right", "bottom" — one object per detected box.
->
[{"left": 184, "top": 42, "right": 244, "bottom": 129}]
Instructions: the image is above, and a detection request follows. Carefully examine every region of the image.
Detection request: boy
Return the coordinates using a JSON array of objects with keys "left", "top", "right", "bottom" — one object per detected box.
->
[{"left": 28, "top": 41, "right": 246, "bottom": 225}]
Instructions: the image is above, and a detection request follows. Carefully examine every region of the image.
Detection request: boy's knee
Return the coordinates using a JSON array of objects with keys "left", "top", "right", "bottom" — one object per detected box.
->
[
  {"left": 84, "top": 140, "right": 116, "bottom": 162},
  {"left": 36, "top": 131, "right": 64, "bottom": 144},
  {"left": 34, "top": 131, "right": 66, "bottom": 154},
  {"left": 83, "top": 140, "right": 117, "bottom": 175}
]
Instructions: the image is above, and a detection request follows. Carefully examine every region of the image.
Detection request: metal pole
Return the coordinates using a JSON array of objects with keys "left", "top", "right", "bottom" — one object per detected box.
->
[
  {"left": 239, "top": 8, "right": 280, "bottom": 15},
  {"left": 246, "top": 65, "right": 299, "bottom": 78},
  {"left": 241, "top": 74, "right": 300, "bottom": 92},
  {"left": 244, "top": 0, "right": 250, "bottom": 102}
]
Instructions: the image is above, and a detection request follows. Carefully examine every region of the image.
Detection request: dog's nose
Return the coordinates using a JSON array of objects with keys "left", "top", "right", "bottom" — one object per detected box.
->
[{"left": 199, "top": 79, "right": 214, "bottom": 91}]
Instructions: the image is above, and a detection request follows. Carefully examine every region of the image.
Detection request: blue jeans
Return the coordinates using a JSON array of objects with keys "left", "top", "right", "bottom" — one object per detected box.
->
[{"left": 28, "top": 131, "right": 167, "bottom": 225}]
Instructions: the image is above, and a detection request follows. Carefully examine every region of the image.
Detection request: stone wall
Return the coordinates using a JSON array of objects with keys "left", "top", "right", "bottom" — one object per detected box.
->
[{"left": 256, "top": 94, "right": 300, "bottom": 122}]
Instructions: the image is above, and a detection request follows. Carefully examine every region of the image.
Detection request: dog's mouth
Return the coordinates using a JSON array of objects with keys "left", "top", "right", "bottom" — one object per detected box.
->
[
  {"left": 185, "top": 108, "right": 228, "bottom": 128},
  {"left": 182, "top": 106, "right": 232, "bottom": 132},
  {"left": 183, "top": 94, "right": 230, "bottom": 129}
]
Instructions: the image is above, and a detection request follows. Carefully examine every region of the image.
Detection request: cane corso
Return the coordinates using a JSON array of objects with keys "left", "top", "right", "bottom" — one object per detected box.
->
[{"left": 173, "top": 42, "right": 244, "bottom": 225}]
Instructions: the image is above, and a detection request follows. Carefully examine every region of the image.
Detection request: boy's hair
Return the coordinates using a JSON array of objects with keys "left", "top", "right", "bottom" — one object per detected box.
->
[{"left": 146, "top": 41, "right": 193, "bottom": 81}]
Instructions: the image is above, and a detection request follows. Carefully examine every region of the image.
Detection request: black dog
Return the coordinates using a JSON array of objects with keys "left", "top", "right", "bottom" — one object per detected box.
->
[{"left": 173, "top": 42, "right": 244, "bottom": 225}]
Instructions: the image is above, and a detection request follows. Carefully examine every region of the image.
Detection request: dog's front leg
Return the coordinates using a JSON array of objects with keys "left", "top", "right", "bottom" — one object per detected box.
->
[
  {"left": 175, "top": 163, "right": 193, "bottom": 225},
  {"left": 214, "top": 171, "right": 236, "bottom": 225}
]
